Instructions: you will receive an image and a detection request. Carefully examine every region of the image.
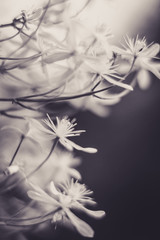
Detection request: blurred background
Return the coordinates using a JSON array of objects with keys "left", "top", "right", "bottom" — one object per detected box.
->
[{"left": 0, "top": 0, "right": 160, "bottom": 240}]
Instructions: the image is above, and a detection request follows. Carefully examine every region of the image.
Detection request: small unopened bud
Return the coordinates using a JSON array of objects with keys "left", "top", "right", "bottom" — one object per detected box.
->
[{"left": 4, "top": 165, "right": 19, "bottom": 176}]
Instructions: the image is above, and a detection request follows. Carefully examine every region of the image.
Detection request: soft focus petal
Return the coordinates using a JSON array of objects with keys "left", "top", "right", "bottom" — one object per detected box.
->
[
  {"left": 43, "top": 51, "right": 72, "bottom": 64},
  {"left": 27, "top": 190, "right": 58, "bottom": 206},
  {"left": 66, "top": 139, "right": 98, "bottom": 153},
  {"left": 60, "top": 138, "right": 74, "bottom": 151},
  {"left": 4, "top": 165, "right": 19, "bottom": 176},
  {"left": 141, "top": 43, "right": 160, "bottom": 58},
  {"left": 137, "top": 69, "right": 151, "bottom": 90},
  {"left": 50, "top": 181, "right": 60, "bottom": 195},
  {"left": 79, "top": 198, "right": 97, "bottom": 206},
  {"left": 143, "top": 61, "right": 160, "bottom": 79},
  {"left": 27, "top": 119, "right": 56, "bottom": 141},
  {"left": 74, "top": 203, "right": 106, "bottom": 219},
  {"left": 28, "top": 184, "right": 59, "bottom": 206},
  {"left": 102, "top": 74, "right": 133, "bottom": 91},
  {"left": 68, "top": 168, "right": 82, "bottom": 180},
  {"left": 65, "top": 208, "right": 94, "bottom": 238},
  {"left": 112, "top": 45, "right": 129, "bottom": 56}
]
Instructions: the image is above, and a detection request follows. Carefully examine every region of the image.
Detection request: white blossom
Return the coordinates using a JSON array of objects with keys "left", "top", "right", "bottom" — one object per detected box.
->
[
  {"left": 28, "top": 114, "right": 97, "bottom": 153},
  {"left": 113, "top": 35, "right": 160, "bottom": 89},
  {"left": 28, "top": 179, "right": 105, "bottom": 238}
]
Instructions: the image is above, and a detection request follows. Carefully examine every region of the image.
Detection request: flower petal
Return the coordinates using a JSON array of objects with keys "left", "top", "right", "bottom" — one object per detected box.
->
[
  {"left": 141, "top": 43, "right": 160, "bottom": 58},
  {"left": 66, "top": 139, "right": 97, "bottom": 153},
  {"left": 137, "top": 69, "right": 151, "bottom": 90},
  {"left": 28, "top": 184, "right": 60, "bottom": 206},
  {"left": 4, "top": 165, "right": 19, "bottom": 176},
  {"left": 68, "top": 168, "right": 82, "bottom": 180},
  {"left": 27, "top": 190, "right": 58, "bottom": 206},
  {"left": 60, "top": 138, "right": 74, "bottom": 151},
  {"left": 75, "top": 203, "right": 106, "bottom": 219},
  {"left": 144, "top": 61, "right": 160, "bottom": 79},
  {"left": 102, "top": 74, "right": 133, "bottom": 91},
  {"left": 50, "top": 181, "right": 60, "bottom": 195},
  {"left": 112, "top": 46, "right": 129, "bottom": 56},
  {"left": 44, "top": 51, "right": 72, "bottom": 64},
  {"left": 65, "top": 208, "right": 94, "bottom": 238}
]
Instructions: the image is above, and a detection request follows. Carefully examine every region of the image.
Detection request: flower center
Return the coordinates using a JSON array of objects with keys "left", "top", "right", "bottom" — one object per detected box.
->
[{"left": 135, "top": 40, "right": 146, "bottom": 54}]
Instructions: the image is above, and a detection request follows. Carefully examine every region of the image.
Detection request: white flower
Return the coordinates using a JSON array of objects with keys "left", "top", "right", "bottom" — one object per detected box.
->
[
  {"left": 82, "top": 58, "right": 133, "bottom": 91},
  {"left": 113, "top": 35, "right": 158, "bottom": 58},
  {"left": 28, "top": 114, "right": 97, "bottom": 153},
  {"left": 28, "top": 180, "right": 105, "bottom": 238},
  {"left": 58, "top": 179, "right": 96, "bottom": 206},
  {"left": 113, "top": 35, "right": 160, "bottom": 89}
]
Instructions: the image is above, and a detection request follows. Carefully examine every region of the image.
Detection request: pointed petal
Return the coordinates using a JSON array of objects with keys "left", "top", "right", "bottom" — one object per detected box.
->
[
  {"left": 4, "top": 165, "right": 19, "bottom": 176},
  {"left": 60, "top": 138, "right": 74, "bottom": 151},
  {"left": 141, "top": 43, "right": 160, "bottom": 58},
  {"left": 79, "top": 199, "right": 97, "bottom": 206},
  {"left": 27, "top": 191, "right": 56, "bottom": 205},
  {"left": 77, "top": 204, "right": 106, "bottom": 219},
  {"left": 44, "top": 51, "right": 71, "bottom": 64},
  {"left": 112, "top": 46, "right": 129, "bottom": 56},
  {"left": 50, "top": 181, "right": 60, "bottom": 195},
  {"left": 143, "top": 61, "right": 160, "bottom": 79},
  {"left": 28, "top": 184, "right": 60, "bottom": 206},
  {"left": 137, "top": 69, "right": 151, "bottom": 90},
  {"left": 65, "top": 208, "right": 94, "bottom": 238},
  {"left": 68, "top": 168, "right": 82, "bottom": 180},
  {"left": 102, "top": 75, "right": 133, "bottom": 91},
  {"left": 66, "top": 139, "right": 97, "bottom": 153}
]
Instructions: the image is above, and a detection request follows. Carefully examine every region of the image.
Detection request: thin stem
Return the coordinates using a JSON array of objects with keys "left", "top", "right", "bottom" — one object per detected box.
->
[
  {"left": 0, "top": 138, "right": 58, "bottom": 194},
  {"left": 9, "top": 135, "right": 25, "bottom": 166},
  {"left": 0, "top": 53, "right": 41, "bottom": 61},
  {"left": 0, "top": 85, "right": 113, "bottom": 103},
  {"left": 1, "top": 208, "right": 61, "bottom": 227},
  {"left": 0, "top": 23, "right": 13, "bottom": 28},
  {"left": 0, "top": 111, "right": 25, "bottom": 119},
  {"left": 3, "top": 218, "right": 49, "bottom": 227},
  {"left": 4, "top": 0, "right": 51, "bottom": 61},
  {"left": 0, "top": 30, "right": 20, "bottom": 43},
  {"left": 0, "top": 208, "right": 60, "bottom": 222},
  {"left": 123, "top": 56, "right": 136, "bottom": 79},
  {"left": 26, "top": 138, "right": 58, "bottom": 179}
]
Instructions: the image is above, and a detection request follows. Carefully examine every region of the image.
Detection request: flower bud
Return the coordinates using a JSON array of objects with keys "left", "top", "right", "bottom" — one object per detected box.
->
[{"left": 4, "top": 165, "right": 19, "bottom": 176}]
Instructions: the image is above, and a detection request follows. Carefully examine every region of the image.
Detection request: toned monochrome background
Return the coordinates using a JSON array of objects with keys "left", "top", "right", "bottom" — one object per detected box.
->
[{"left": 0, "top": 1, "right": 160, "bottom": 240}]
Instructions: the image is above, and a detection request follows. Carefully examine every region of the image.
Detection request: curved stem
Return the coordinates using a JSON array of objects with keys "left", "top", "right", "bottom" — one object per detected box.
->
[
  {"left": 0, "top": 208, "right": 60, "bottom": 223},
  {"left": 26, "top": 138, "right": 58, "bottom": 179},
  {"left": 9, "top": 135, "right": 25, "bottom": 166},
  {"left": 0, "top": 85, "right": 113, "bottom": 103},
  {"left": 123, "top": 56, "right": 136, "bottom": 79},
  {"left": 0, "top": 138, "right": 58, "bottom": 194}
]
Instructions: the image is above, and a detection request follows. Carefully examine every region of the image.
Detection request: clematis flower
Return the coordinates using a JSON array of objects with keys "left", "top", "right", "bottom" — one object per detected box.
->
[
  {"left": 28, "top": 179, "right": 105, "bottom": 238},
  {"left": 113, "top": 35, "right": 160, "bottom": 89},
  {"left": 28, "top": 114, "right": 97, "bottom": 153},
  {"left": 113, "top": 35, "right": 159, "bottom": 59}
]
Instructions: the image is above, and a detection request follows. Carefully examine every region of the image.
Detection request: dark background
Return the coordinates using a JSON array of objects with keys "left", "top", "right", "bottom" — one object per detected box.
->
[
  {"left": 77, "top": 78, "right": 160, "bottom": 240},
  {"left": 30, "top": 15, "right": 160, "bottom": 240},
  {"left": 72, "top": 12, "right": 160, "bottom": 240},
  {"left": 28, "top": 74, "right": 160, "bottom": 240}
]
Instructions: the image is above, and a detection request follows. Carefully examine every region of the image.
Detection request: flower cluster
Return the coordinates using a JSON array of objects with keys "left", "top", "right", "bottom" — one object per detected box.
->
[
  {"left": 0, "top": 0, "right": 160, "bottom": 240},
  {"left": 28, "top": 179, "right": 105, "bottom": 238}
]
